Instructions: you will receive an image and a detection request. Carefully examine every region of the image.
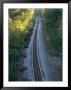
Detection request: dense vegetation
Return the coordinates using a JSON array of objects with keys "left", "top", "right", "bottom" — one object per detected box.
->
[
  {"left": 9, "top": 9, "right": 35, "bottom": 81},
  {"left": 41, "top": 9, "right": 62, "bottom": 56}
]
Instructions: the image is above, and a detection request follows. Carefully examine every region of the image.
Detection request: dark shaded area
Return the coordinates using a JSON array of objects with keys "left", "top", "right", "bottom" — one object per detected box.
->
[
  {"left": 68, "top": 0, "right": 71, "bottom": 87},
  {"left": 1, "top": 0, "right": 69, "bottom": 3},
  {"left": 1, "top": 87, "right": 59, "bottom": 90}
]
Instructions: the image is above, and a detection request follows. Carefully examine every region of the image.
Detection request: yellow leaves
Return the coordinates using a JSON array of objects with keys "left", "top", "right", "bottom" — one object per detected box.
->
[
  {"left": 9, "top": 9, "right": 35, "bottom": 32},
  {"left": 15, "top": 20, "right": 21, "bottom": 28}
]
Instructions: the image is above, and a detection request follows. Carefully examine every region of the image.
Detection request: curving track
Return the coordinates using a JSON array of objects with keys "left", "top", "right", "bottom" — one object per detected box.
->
[
  {"left": 32, "top": 16, "right": 43, "bottom": 81},
  {"left": 19, "top": 15, "right": 62, "bottom": 81}
]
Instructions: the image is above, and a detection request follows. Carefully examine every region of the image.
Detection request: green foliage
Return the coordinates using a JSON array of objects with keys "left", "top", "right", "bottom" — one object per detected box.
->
[
  {"left": 9, "top": 9, "right": 34, "bottom": 31},
  {"left": 9, "top": 58, "right": 18, "bottom": 81},
  {"left": 9, "top": 9, "right": 35, "bottom": 81},
  {"left": 9, "top": 49, "right": 19, "bottom": 60},
  {"left": 42, "top": 9, "right": 62, "bottom": 55}
]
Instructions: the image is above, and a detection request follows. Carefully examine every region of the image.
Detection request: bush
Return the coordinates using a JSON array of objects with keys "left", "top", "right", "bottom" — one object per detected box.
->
[
  {"left": 42, "top": 9, "right": 62, "bottom": 55},
  {"left": 9, "top": 9, "right": 35, "bottom": 81}
]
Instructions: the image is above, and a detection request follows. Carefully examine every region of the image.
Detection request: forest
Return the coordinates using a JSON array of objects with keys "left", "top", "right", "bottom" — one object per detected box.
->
[
  {"left": 41, "top": 9, "right": 62, "bottom": 56},
  {"left": 9, "top": 9, "right": 35, "bottom": 80},
  {"left": 9, "top": 9, "right": 62, "bottom": 81}
]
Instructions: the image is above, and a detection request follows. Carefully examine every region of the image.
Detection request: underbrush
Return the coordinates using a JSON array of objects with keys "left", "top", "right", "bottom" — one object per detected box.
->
[
  {"left": 9, "top": 17, "right": 36, "bottom": 81},
  {"left": 43, "top": 27, "right": 62, "bottom": 56},
  {"left": 42, "top": 9, "right": 62, "bottom": 56}
]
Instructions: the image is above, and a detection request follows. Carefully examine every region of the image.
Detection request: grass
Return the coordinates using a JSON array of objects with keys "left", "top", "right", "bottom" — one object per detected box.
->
[
  {"left": 9, "top": 17, "right": 36, "bottom": 81},
  {"left": 42, "top": 17, "right": 62, "bottom": 81},
  {"left": 42, "top": 18, "right": 62, "bottom": 56}
]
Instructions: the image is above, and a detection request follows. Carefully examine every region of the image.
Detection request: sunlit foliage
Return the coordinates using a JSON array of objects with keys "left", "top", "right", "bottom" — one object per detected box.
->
[{"left": 9, "top": 9, "right": 35, "bottom": 81}]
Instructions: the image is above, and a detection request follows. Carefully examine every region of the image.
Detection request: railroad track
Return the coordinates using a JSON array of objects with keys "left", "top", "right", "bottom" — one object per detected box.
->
[{"left": 32, "top": 16, "right": 43, "bottom": 81}]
